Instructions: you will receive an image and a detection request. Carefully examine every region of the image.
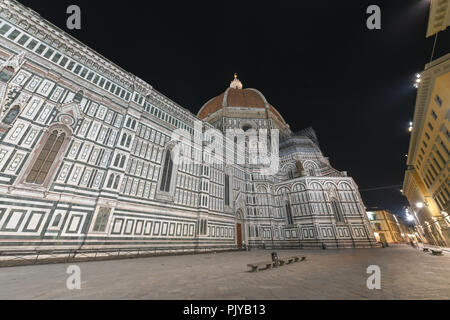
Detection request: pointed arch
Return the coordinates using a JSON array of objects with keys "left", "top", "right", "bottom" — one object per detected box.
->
[
  {"left": 276, "top": 185, "right": 291, "bottom": 195},
  {"left": 256, "top": 184, "right": 268, "bottom": 193},
  {"left": 303, "top": 160, "right": 318, "bottom": 177},
  {"left": 282, "top": 163, "right": 296, "bottom": 179},
  {"left": 292, "top": 182, "right": 307, "bottom": 191},
  {"left": 25, "top": 125, "right": 71, "bottom": 185}
]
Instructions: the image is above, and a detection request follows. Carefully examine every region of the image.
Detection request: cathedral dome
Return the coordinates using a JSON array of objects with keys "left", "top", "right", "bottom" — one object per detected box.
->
[{"left": 197, "top": 74, "right": 286, "bottom": 125}]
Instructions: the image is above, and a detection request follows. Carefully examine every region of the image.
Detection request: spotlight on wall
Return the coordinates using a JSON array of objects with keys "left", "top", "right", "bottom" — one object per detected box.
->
[{"left": 413, "top": 74, "right": 421, "bottom": 89}]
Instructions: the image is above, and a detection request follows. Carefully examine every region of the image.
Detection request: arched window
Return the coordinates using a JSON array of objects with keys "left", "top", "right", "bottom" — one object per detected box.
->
[
  {"left": 120, "top": 133, "right": 127, "bottom": 146},
  {"left": 331, "top": 200, "right": 344, "bottom": 222},
  {"left": 2, "top": 105, "right": 20, "bottom": 125},
  {"left": 119, "top": 156, "right": 126, "bottom": 168},
  {"left": 113, "top": 154, "right": 120, "bottom": 167},
  {"left": 113, "top": 175, "right": 120, "bottom": 189},
  {"left": 106, "top": 174, "right": 115, "bottom": 188},
  {"left": 126, "top": 135, "right": 132, "bottom": 148},
  {"left": 0, "top": 66, "right": 15, "bottom": 82},
  {"left": 160, "top": 149, "right": 173, "bottom": 192},
  {"left": 26, "top": 130, "right": 66, "bottom": 184}
]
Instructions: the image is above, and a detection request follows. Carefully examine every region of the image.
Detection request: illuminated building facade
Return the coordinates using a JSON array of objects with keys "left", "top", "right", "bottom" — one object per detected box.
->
[
  {"left": 403, "top": 54, "right": 450, "bottom": 247},
  {"left": 367, "top": 210, "right": 409, "bottom": 244},
  {"left": 0, "top": 0, "right": 376, "bottom": 259}
]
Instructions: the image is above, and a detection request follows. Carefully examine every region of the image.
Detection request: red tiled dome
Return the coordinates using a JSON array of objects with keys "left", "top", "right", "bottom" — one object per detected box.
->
[{"left": 198, "top": 77, "right": 286, "bottom": 124}]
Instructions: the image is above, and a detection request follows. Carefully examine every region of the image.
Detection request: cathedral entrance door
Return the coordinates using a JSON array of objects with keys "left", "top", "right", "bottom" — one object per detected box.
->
[{"left": 236, "top": 223, "right": 242, "bottom": 248}]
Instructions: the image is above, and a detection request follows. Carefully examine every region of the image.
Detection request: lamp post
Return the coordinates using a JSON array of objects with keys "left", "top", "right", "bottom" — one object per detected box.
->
[{"left": 406, "top": 205, "right": 429, "bottom": 246}]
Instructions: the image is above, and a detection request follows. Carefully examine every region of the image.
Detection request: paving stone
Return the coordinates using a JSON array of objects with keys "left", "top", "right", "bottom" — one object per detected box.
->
[{"left": 0, "top": 246, "right": 448, "bottom": 299}]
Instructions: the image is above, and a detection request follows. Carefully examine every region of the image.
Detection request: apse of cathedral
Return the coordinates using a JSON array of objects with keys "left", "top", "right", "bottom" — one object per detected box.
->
[{"left": 0, "top": 0, "right": 376, "bottom": 256}]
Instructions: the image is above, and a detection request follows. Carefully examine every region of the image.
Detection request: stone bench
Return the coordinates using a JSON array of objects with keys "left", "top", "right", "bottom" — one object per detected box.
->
[
  {"left": 247, "top": 256, "right": 306, "bottom": 271},
  {"left": 247, "top": 261, "right": 273, "bottom": 272},
  {"left": 278, "top": 256, "right": 306, "bottom": 265},
  {"left": 431, "top": 249, "right": 443, "bottom": 256}
]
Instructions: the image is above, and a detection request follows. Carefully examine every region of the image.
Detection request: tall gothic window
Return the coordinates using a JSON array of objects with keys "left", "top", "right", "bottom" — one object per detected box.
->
[
  {"left": 224, "top": 174, "right": 230, "bottom": 206},
  {"left": 285, "top": 202, "right": 294, "bottom": 225},
  {"left": 93, "top": 207, "right": 110, "bottom": 232},
  {"left": 107, "top": 174, "right": 114, "bottom": 188},
  {"left": 106, "top": 173, "right": 120, "bottom": 189},
  {"left": 113, "top": 154, "right": 120, "bottom": 167},
  {"left": 2, "top": 105, "right": 20, "bottom": 125},
  {"left": 332, "top": 200, "right": 344, "bottom": 222},
  {"left": 160, "top": 149, "right": 173, "bottom": 192},
  {"left": 113, "top": 175, "right": 120, "bottom": 189},
  {"left": 26, "top": 130, "right": 66, "bottom": 184},
  {"left": 120, "top": 133, "right": 127, "bottom": 146},
  {"left": 119, "top": 156, "right": 126, "bottom": 168}
]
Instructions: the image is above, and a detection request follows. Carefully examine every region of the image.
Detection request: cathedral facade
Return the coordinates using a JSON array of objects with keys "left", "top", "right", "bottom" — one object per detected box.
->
[{"left": 0, "top": 0, "right": 376, "bottom": 259}]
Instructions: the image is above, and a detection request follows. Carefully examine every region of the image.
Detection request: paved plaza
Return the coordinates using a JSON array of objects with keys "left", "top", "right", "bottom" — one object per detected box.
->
[{"left": 0, "top": 246, "right": 449, "bottom": 300}]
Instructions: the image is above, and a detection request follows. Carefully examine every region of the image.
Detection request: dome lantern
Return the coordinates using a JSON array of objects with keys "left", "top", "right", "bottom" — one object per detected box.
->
[{"left": 229, "top": 73, "right": 243, "bottom": 89}]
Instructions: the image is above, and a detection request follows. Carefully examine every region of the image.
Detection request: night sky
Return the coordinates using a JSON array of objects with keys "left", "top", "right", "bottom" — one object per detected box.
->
[{"left": 16, "top": 0, "right": 450, "bottom": 219}]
